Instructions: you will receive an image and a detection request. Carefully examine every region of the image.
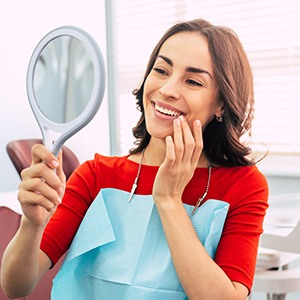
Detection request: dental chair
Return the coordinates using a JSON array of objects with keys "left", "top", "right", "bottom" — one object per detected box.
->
[{"left": 6, "top": 138, "right": 79, "bottom": 179}]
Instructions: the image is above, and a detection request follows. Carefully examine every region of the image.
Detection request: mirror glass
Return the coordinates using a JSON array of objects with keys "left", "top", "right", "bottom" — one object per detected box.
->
[
  {"left": 27, "top": 26, "right": 105, "bottom": 156},
  {"left": 34, "top": 36, "right": 94, "bottom": 123}
]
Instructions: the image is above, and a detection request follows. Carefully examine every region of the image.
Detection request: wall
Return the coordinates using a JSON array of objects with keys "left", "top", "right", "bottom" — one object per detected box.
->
[
  {"left": 267, "top": 176, "right": 300, "bottom": 196},
  {"left": 0, "top": 0, "right": 109, "bottom": 192}
]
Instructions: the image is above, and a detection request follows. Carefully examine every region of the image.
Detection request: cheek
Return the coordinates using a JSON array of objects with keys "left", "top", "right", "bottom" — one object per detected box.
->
[
  {"left": 143, "top": 75, "right": 152, "bottom": 91},
  {"left": 143, "top": 76, "right": 158, "bottom": 107},
  {"left": 142, "top": 78, "right": 151, "bottom": 103},
  {"left": 187, "top": 117, "right": 208, "bottom": 133},
  {"left": 144, "top": 72, "right": 160, "bottom": 93},
  {"left": 188, "top": 106, "right": 217, "bottom": 129},
  {"left": 189, "top": 93, "right": 221, "bottom": 125}
]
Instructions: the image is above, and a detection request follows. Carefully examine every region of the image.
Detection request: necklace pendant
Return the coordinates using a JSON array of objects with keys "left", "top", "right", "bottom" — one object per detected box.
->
[
  {"left": 191, "top": 197, "right": 204, "bottom": 215},
  {"left": 128, "top": 149, "right": 145, "bottom": 203},
  {"left": 191, "top": 162, "right": 212, "bottom": 216},
  {"left": 128, "top": 183, "right": 137, "bottom": 202}
]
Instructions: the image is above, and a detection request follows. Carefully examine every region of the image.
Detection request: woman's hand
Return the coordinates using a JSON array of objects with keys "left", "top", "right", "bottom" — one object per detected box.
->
[
  {"left": 153, "top": 116, "right": 203, "bottom": 205},
  {"left": 18, "top": 144, "right": 66, "bottom": 227}
]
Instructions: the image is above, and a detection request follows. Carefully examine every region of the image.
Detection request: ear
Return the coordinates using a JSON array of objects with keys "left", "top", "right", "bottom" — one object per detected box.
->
[{"left": 214, "top": 102, "right": 224, "bottom": 119}]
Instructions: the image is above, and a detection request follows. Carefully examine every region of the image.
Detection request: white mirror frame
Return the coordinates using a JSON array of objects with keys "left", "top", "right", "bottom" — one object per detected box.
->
[{"left": 27, "top": 26, "right": 106, "bottom": 156}]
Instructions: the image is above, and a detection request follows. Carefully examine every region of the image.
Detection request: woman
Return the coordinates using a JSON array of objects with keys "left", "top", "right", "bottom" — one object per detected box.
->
[{"left": 1, "top": 19, "right": 268, "bottom": 299}]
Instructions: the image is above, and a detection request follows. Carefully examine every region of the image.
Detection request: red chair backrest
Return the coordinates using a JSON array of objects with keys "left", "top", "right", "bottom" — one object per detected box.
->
[{"left": 6, "top": 139, "right": 80, "bottom": 179}]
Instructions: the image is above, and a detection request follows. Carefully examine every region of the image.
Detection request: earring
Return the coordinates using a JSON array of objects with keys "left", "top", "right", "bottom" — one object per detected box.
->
[{"left": 216, "top": 115, "right": 223, "bottom": 122}]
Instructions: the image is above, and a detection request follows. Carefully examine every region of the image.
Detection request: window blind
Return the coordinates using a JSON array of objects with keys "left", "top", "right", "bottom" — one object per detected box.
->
[{"left": 106, "top": 0, "right": 300, "bottom": 158}]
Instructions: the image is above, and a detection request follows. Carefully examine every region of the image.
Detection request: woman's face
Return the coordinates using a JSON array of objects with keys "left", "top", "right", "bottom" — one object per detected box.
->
[{"left": 143, "top": 32, "right": 223, "bottom": 139}]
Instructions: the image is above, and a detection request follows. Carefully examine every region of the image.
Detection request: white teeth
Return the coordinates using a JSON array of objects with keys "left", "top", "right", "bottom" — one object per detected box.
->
[{"left": 155, "top": 104, "right": 181, "bottom": 117}]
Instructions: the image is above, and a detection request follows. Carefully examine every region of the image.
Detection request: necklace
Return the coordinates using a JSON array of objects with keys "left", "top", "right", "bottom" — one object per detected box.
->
[
  {"left": 128, "top": 149, "right": 212, "bottom": 216},
  {"left": 191, "top": 161, "right": 212, "bottom": 215},
  {"left": 127, "top": 149, "right": 145, "bottom": 202}
]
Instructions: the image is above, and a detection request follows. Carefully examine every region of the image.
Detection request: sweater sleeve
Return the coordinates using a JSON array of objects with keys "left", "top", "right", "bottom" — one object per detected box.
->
[{"left": 214, "top": 167, "right": 269, "bottom": 292}]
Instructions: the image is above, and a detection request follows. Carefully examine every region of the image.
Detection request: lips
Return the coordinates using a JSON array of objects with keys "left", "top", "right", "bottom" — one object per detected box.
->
[{"left": 152, "top": 101, "right": 184, "bottom": 117}]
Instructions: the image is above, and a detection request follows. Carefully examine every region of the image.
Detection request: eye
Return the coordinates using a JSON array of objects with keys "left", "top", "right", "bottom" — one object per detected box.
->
[
  {"left": 186, "top": 79, "right": 203, "bottom": 87},
  {"left": 153, "top": 67, "right": 168, "bottom": 76}
]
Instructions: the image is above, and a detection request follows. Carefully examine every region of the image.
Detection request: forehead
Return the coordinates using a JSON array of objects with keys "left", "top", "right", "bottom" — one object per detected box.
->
[{"left": 158, "top": 32, "right": 214, "bottom": 73}]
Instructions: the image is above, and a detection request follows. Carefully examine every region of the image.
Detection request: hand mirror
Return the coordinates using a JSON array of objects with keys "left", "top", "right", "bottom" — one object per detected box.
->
[{"left": 27, "top": 26, "right": 106, "bottom": 157}]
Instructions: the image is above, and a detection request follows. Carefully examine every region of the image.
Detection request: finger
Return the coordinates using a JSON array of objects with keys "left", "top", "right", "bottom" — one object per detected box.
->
[
  {"left": 21, "top": 163, "right": 62, "bottom": 191},
  {"left": 18, "top": 189, "right": 59, "bottom": 212},
  {"left": 173, "top": 117, "right": 184, "bottom": 161},
  {"left": 55, "top": 150, "right": 66, "bottom": 199},
  {"left": 191, "top": 119, "right": 203, "bottom": 167},
  {"left": 56, "top": 150, "right": 66, "bottom": 183},
  {"left": 19, "top": 179, "right": 61, "bottom": 209},
  {"left": 20, "top": 176, "right": 61, "bottom": 203},
  {"left": 31, "top": 144, "right": 59, "bottom": 169},
  {"left": 179, "top": 116, "right": 196, "bottom": 164},
  {"left": 163, "top": 135, "right": 176, "bottom": 169}
]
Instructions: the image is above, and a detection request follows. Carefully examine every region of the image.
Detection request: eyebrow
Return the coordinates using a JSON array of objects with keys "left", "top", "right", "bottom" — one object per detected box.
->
[{"left": 156, "top": 55, "right": 213, "bottom": 79}]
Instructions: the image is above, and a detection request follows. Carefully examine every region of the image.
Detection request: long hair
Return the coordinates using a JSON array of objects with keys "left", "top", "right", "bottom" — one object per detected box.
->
[{"left": 130, "top": 19, "right": 255, "bottom": 167}]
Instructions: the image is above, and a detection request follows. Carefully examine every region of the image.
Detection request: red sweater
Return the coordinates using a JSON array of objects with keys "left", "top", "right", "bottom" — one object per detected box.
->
[{"left": 41, "top": 154, "right": 268, "bottom": 291}]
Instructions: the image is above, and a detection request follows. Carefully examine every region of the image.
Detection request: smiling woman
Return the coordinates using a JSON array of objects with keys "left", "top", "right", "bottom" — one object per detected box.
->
[
  {"left": 2, "top": 18, "right": 268, "bottom": 300},
  {"left": 131, "top": 23, "right": 254, "bottom": 168}
]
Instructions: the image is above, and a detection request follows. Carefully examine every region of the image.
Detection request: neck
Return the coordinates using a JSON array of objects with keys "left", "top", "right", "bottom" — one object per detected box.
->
[{"left": 144, "top": 138, "right": 166, "bottom": 165}]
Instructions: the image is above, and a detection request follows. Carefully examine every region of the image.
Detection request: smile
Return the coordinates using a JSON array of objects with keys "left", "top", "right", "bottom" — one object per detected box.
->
[{"left": 152, "top": 102, "right": 183, "bottom": 117}]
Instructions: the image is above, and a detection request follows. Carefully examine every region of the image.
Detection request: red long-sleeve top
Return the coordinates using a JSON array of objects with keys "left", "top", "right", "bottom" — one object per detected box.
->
[{"left": 41, "top": 154, "right": 268, "bottom": 292}]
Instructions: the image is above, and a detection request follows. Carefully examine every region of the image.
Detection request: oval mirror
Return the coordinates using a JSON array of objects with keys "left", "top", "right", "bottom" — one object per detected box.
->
[{"left": 27, "top": 26, "right": 105, "bottom": 157}]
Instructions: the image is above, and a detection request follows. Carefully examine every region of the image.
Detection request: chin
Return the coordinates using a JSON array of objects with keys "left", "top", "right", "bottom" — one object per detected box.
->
[{"left": 146, "top": 126, "right": 173, "bottom": 140}]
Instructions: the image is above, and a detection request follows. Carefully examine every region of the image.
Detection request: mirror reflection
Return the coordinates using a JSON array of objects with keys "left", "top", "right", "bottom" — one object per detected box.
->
[{"left": 33, "top": 36, "right": 94, "bottom": 123}]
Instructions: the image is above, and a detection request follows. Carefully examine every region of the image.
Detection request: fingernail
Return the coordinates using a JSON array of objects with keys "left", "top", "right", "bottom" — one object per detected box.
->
[
  {"left": 166, "top": 136, "right": 172, "bottom": 143},
  {"left": 52, "top": 160, "right": 59, "bottom": 168},
  {"left": 179, "top": 115, "right": 185, "bottom": 121},
  {"left": 195, "top": 119, "right": 201, "bottom": 126},
  {"left": 174, "top": 118, "right": 181, "bottom": 126}
]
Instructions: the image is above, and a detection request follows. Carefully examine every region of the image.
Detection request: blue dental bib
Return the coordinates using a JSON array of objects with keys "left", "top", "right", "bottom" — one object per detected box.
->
[{"left": 51, "top": 188, "right": 229, "bottom": 299}]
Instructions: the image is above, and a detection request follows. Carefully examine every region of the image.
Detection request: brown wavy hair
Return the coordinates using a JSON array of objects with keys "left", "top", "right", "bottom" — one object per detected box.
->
[{"left": 130, "top": 19, "right": 255, "bottom": 167}]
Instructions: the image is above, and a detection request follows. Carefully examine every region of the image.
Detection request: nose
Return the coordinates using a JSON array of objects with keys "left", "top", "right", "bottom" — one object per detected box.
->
[{"left": 158, "top": 76, "right": 180, "bottom": 100}]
